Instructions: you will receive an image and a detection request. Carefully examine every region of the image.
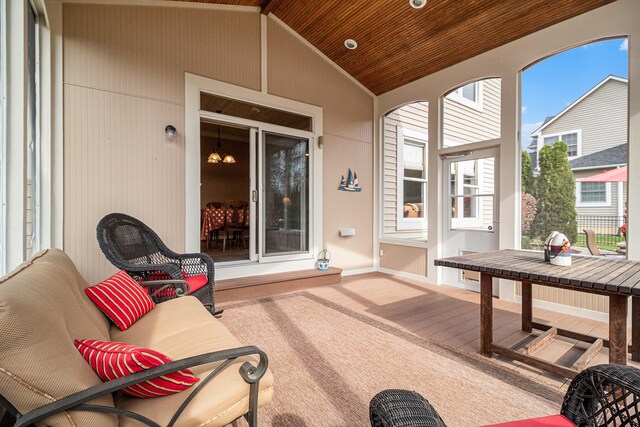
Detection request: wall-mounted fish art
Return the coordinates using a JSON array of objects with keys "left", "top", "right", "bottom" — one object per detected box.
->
[{"left": 337, "top": 168, "right": 362, "bottom": 192}]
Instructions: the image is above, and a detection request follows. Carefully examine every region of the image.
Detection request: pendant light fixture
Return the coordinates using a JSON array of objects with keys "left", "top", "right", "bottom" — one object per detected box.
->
[{"left": 207, "top": 125, "right": 224, "bottom": 164}]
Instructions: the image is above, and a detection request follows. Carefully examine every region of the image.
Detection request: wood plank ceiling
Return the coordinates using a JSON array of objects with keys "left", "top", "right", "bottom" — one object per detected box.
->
[{"left": 177, "top": 0, "right": 615, "bottom": 95}]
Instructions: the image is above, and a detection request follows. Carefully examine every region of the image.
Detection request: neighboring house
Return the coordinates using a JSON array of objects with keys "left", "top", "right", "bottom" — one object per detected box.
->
[
  {"left": 527, "top": 75, "right": 628, "bottom": 223},
  {"left": 382, "top": 78, "right": 501, "bottom": 239}
]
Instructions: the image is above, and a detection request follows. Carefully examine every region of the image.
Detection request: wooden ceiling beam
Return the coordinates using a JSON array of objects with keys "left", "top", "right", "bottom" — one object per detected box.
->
[{"left": 260, "top": 0, "right": 278, "bottom": 15}]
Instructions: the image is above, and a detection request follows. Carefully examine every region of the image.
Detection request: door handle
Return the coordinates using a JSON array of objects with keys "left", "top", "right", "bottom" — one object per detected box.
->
[{"left": 252, "top": 190, "right": 258, "bottom": 203}]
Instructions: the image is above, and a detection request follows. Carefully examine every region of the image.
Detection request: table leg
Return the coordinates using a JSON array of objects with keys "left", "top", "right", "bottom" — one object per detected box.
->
[
  {"left": 632, "top": 296, "right": 640, "bottom": 361},
  {"left": 522, "top": 281, "right": 532, "bottom": 333},
  {"left": 609, "top": 294, "right": 628, "bottom": 365},
  {"left": 480, "top": 273, "right": 493, "bottom": 357}
]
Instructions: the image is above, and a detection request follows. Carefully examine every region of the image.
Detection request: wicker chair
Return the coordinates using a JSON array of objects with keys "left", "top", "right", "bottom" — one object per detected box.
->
[
  {"left": 97, "top": 213, "right": 221, "bottom": 315},
  {"left": 370, "top": 364, "right": 640, "bottom": 426}
]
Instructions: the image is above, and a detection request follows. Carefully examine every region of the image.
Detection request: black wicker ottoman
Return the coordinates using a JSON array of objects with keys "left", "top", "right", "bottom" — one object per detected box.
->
[{"left": 369, "top": 389, "right": 447, "bottom": 427}]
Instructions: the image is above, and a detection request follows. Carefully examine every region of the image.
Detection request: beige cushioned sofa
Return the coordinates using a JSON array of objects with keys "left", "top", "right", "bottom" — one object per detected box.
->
[{"left": 0, "top": 249, "right": 273, "bottom": 426}]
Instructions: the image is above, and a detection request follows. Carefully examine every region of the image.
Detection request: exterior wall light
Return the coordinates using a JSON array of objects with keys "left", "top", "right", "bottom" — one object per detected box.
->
[{"left": 165, "top": 125, "right": 177, "bottom": 141}]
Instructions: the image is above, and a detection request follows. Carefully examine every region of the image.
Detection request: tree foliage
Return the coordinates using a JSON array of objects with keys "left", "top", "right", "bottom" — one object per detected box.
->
[
  {"left": 521, "top": 192, "right": 537, "bottom": 235},
  {"left": 521, "top": 151, "right": 535, "bottom": 194},
  {"left": 532, "top": 141, "right": 577, "bottom": 242}
]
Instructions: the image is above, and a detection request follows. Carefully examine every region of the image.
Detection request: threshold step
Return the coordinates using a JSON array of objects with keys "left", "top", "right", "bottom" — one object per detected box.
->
[{"left": 216, "top": 267, "right": 342, "bottom": 303}]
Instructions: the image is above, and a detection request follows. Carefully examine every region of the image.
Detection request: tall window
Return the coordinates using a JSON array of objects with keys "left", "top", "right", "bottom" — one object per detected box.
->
[
  {"left": 381, "top": 101, "right": 429, "bottom": 239},
  {"left": 397, "top": 130, "right": 427, "bottom": 231},
  {"left": 25, "top": 4, "right": 38, "bottom": 258},
  {"left": 0, "top": 0, "right": 5, "bottom": 271},
  {"left": 520, "top": 38, "right": 628, "bottom": 256}
]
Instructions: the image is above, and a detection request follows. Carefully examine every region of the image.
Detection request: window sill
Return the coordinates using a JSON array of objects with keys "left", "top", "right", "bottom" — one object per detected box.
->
[{"left": 576, "top": 202, "right": 611, "bottom": 208}]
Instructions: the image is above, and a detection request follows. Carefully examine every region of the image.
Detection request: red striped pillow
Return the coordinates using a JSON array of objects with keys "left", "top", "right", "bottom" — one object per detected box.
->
[
  {"left": 85, "top": 270, "right": 155, "bottom": 331},
  {"left": 74, "top": 339, "right": 199, "bottom": 398}
]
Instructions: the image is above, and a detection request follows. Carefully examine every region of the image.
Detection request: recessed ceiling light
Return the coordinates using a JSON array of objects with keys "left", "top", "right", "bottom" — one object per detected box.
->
[
  {"left": 344, "top": 39, "right": 358, "bottom": 50},
  {"left": 410, "top": 0, "right": 427, "bottom": 9}
]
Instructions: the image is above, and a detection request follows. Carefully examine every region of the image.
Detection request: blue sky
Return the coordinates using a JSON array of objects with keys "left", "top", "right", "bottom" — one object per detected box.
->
[{"left": 521, "top": 38, "right": 628, "bottom": 149}]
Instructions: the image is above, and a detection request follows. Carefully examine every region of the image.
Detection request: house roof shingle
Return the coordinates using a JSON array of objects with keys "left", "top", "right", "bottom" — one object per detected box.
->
[{"left": 569, "top": 143, "right": 627, "bottom": 170}]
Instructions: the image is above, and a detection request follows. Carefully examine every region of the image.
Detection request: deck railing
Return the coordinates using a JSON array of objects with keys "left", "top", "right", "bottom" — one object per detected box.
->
[{"left": 576, "top": 215, "right": 625, "bottom": 250}]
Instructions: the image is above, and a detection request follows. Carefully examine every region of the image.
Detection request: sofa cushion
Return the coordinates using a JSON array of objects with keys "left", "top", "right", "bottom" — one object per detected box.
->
[
  {"left": 482, "top": 415, "right": 576, "bottom": 426},
  {"left": 111, "top": 296, "right": 274, "bottom": 427},
  {"left": 0, "top": 249, "right": 117, "bottom": 427},
  {"left": 85, "top": 270, "right": 155, "bottom": 331},
  {"left": 75, "top": 339, "right": 199, "bottom": 398}
]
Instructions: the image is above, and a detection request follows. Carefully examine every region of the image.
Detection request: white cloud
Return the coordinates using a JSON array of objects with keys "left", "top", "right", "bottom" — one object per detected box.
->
[
  {"left": 620, "top": 39, "right": 628, "bottom": 51},
  {"left": 521, "top": 106, "right": 527, "bottom": 114},
  {"left": 521, "top": 121, "right": 544, "bottom": 142}
]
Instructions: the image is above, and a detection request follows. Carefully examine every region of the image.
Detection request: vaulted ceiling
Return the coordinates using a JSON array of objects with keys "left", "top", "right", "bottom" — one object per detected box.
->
[{"left": 176, "top": 0, "right": 615, "bottom": 95}]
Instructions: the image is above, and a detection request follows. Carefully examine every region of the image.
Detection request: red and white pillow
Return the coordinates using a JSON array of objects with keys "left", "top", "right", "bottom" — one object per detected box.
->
[
  {"left": 85, "top": 270, "right": 155, "bottom": 331},
  {"left": 75, "top": 339, "right": 199, "bottom": 398}
]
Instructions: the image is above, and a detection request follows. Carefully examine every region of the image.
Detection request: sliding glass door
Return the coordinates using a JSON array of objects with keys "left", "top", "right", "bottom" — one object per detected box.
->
[{"left": 261, "top": 132, "right": 309, "bottom": 257}]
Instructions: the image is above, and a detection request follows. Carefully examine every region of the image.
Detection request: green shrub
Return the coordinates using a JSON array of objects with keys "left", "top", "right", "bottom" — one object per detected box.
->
[
  {"left": 532, "top": 141, "right": 577, "bottom": 243},
  {"left": 521, "top": 235, "right": 532, "bottom": 250},
  {"left": 521, "top": 151, "right": 535, "bottom": 194}
]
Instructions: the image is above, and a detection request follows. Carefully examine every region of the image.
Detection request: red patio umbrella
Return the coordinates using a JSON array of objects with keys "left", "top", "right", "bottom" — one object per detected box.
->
[{"left": 576, "top": 165, "right": 627, "bottom": 182}]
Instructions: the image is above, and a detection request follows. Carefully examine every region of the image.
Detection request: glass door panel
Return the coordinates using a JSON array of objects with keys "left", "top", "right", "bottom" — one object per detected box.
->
[
  {"left": 450, "top": 157, "right": 495, "bottom": 232},
  {"left": 441, "top": 148, "right": 499, "bottom": 292},
  {"left": 262, "top": 132, "right": 309, "bottom": 256}
]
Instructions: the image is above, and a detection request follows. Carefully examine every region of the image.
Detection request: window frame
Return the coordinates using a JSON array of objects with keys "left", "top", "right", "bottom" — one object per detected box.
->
[
  {"left": 450, "top": 158, "right": 486, "bottom": 229},
  {"left": 540, "top": 129, "right": 582, "bottom": 159},
  {"left": 446, "top": 81, "right": 484, "bottom": 111},
  {"left": 396, "top": 127, "right": 428, "bottom": 231},
  {"left": 576, "top": 181, "right": 611, "bottom": 207},
  {"left": 0, "top": 0, "right": 6, "bottom": 274}
]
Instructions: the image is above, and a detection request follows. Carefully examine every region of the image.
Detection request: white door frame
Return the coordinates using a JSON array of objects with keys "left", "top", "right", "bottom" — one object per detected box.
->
[
  {"left": 441, "top": 147, "right": 500, "bottom": 291},
  {"left": 185, "top": 73, "right": 324, "bottom": 279}
]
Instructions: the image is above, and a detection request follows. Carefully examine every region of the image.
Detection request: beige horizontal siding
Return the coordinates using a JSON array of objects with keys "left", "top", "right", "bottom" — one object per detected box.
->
[
  {"left": 379, "top": 243, "right": 427, "bottom": 277},
  {"left": 515, "top": 282, "right": 609, "bottom": 313},
  {"left": 443, "top": 78, "right": 501, "bottom": 147}
]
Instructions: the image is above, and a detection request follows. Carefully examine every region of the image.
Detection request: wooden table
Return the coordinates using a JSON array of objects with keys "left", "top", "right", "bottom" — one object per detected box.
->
[{"left": 435, "top": 249, "right": 640, "bottom": 378}]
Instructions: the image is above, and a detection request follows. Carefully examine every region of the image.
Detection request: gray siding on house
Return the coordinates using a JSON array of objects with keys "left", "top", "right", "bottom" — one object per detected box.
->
[{"left": 542, "top": 79, "right": 628, "bottom": 157}]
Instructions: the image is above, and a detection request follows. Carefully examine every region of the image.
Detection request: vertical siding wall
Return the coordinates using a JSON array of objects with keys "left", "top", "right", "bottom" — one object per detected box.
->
[
  {"left": 267, "top": 19, "right": 374, "bottom": 271},
  {"left": 63, "top": 4, "right": 373, "bottom": 283},
  {"left": 379, "top": 243, "right": 427, "bottom": 276}
]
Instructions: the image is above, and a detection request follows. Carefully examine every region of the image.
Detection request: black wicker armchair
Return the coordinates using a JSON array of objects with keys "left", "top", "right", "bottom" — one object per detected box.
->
[
  {"left": 97, "top": 213, "right": 221, "bottom": 315},
  {"left": 370, "top": 364, "right": 640, "bottom": 427}
]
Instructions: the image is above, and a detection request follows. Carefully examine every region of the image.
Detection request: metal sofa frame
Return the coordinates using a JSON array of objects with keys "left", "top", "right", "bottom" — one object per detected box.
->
[{"left": 0, "top": 346, "right": 268, "bottom": 427}]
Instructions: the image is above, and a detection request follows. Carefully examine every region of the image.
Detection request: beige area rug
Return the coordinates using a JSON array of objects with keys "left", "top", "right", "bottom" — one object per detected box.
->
[{"left": 220, "top": 292, "right": 563, "bottom": 427}]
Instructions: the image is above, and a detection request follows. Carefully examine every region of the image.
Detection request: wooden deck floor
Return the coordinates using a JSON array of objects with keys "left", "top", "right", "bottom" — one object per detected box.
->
[{"left": 263, "top": 272, "right": 637, "bottom": 390}]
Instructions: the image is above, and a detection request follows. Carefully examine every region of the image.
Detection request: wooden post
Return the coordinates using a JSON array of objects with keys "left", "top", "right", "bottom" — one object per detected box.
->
[
  {"left": 480, "top": 273, "right": 493, "bottom": 357},
  {"left": 632, "top": 296, "right": 640, "bottom": 361},
  {"left": 522, "top": 281, "right": 532, "bottom": 333},
  {"left": 609, "top": 294, "right": 628, "bottom": 365}
]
